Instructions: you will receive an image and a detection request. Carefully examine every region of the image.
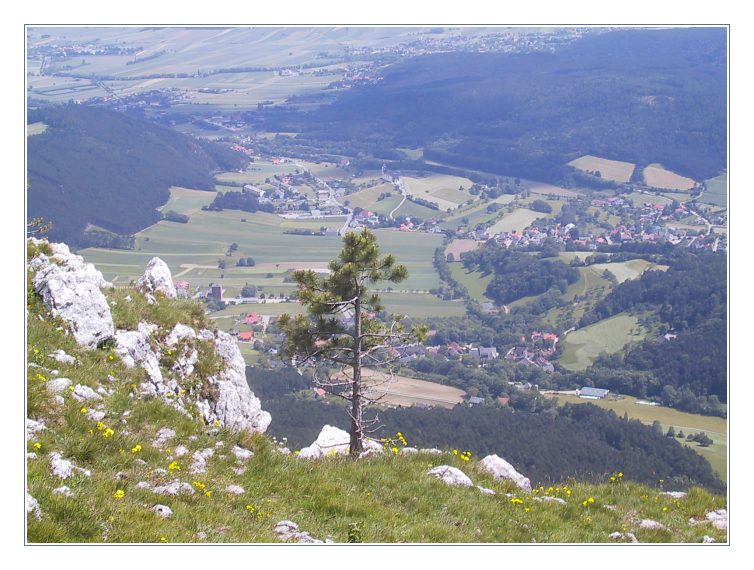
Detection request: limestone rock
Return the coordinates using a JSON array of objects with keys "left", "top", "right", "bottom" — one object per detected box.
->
[
  {"left": 706, "top": 509, "right": 728, "bottom": 530},
  {"left": 53, "top": 486, "right": 73, "bottom": 497},
  {"left": 137, "top": 257, "right": 177, "bottom": 298},
  {"left": 173, "top": 445, "right": 189, "bottom": 457},
  {"left": 534, "top": 496, "right": 567, "bottom": 505},
  {"left": 166, "top": 323, "right": 197, "bottom": 346},
  {"left": 197, "top": 331, "right": 271, "bottom": 433},
  {"left": 703, "top": 535, "right": 717, "bottom": 543},
  {"left": 26, "top": 418, "right": 46, "bottom": 441},
  {"left": 151, "top": 481, "right": 195, "bottom": 496},
  {"left": 427, "top": 465, "right": 473, "bottom": 487},
  {"left": 190, "top": 448, "right": 214, "bottom": 474},
  {"left": 26, "top": 492, "right": 42, "bottom": 520},
  {"left": 297, "top": 425, "right": 382, "bottom": 459},
  {"left": 49, "top": 349, "right": 76, "bottom": 365},
  {"left": 86, "top": 409, "right": 106, "bottom": 422},
  {"left": 115, "top": 322, "right": 163, "bottom": 386},
  {"left": 274, "top": 520, "right": 332, "bottom": 544},
  {"left": 30, "top": 240, "right": 114, "bottom": 348},
  {"left": 477, "top": 486, "right": 496, "bottom": 495},
  {"left": 661, "top": 491, "right": 688, "bottom": 499},
  {"left": 638, "top": 519, "right": 666, "bottom": 530},
  {"left": 609, "top": 531, "right": 638, "bottom": 543},
  {"left": 72, "top": 384, "right": 103, "bottom": 402},
  {"left": 152, "top": 428, "right": 176, "bottom": 449},
  {"left": 232, "top": 446, "right": 254, "bottom": 460},
  {"left": 480, "top": 454, "right": 531, "bottom": 492},
  {"left": 152, "top": 504, "right": 173, "bottom": 518},
  {"left": 50, "top": 452, "right": 91, "bottom": 479},
  {"left": 46, "top": 377, "right": 72, "bottom": 394},
  {"left": 225, "top": 485, "right": 245, "bottom": 495}
]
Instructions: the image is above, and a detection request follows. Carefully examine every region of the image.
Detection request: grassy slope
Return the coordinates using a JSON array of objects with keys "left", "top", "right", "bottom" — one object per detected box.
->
[{"left": 25, "top": 243, "right": 726, "bottom": 543}]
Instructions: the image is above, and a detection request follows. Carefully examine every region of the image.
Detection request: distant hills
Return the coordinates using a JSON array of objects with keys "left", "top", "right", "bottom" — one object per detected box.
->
[
  {"left": 269, "top": 27, "right": 726, "bottom": 183},
  {"left": 27, "top": 104, "right": 246, "bottom": 247}
]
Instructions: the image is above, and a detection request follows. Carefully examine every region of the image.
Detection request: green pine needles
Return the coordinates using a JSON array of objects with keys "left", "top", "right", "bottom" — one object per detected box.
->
[{"left": 279, "top": 229, "right": 426, "bottom": 456}]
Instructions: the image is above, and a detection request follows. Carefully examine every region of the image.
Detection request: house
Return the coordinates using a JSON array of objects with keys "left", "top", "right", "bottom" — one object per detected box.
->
[
  {"left": 206, "top": 283, "right": 223, "bottom": 301},
  {"left": 314, "top": 388, "right": 327, "bottom": 399},
  {"left": 238, "top": 331, "right": 253, "bottom": 342},
  {"left": 578, "top": 387, "right": 610, "bottom": 400},
  {"left": 479, "top": 347, "right": 499, "bottom": 360},
  {"left": 323, "top": 228, "right": 340, "bottom": 237},
  {"left": 498, "top": 397, "right": 510, "bottom": 406},
  {"left": 244, "top": 313, "right": 260, "bottom": 325},
  {"left": 468, "top": 396, "right": 485, "bottom": 406}
]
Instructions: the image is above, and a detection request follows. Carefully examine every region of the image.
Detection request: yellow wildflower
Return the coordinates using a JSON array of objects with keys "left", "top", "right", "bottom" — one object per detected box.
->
[
  {"left": 168, "top": 461, "right": 181, "bottom": 472},
  {"left": 97, "top": 421, "right": 105, "bottom": 431},
  {"left": 103, "top": 428, "right": 115, "bottom": 438},
  {"left": 588, "top": 497, "right": 595, "bottom": 504},
  {"left": 114, "top": 489, "right": 125, "bottom": 499},
  {"left": 391, "top": 447, "right": 399, "bottom": 455},
  {"left": 193, "top": 481, "right": 206, "bottom": 490},
  {"left": 214, "top": 420, "right": 220, "bottom": 427},
  {"left": 204, "top": 490, "right": 212, "bottom": 497},
  {"left": 33, "top": 442, "right": 42, "bottom": 450},
  {"left": 131, "top": 444, "right": 142, "bottom": 454},
  {"left": 80, "top": 407, "right": 88, "bottom": 414}
]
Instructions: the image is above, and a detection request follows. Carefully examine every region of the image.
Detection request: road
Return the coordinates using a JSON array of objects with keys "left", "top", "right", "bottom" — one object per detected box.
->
[{"left": 388, "top": 177, "right": 407, "bottom": 220}]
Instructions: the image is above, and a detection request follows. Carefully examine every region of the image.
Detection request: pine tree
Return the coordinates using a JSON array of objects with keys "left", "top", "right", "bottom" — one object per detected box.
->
[{"left": 279, "top": 229, "right": 425, "bottom": 456}]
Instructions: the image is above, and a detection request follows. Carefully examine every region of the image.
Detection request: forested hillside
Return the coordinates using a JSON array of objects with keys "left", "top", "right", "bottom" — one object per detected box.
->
[
  {"left": 27, "top": 104, "right": 246, "bottom": 247},
  {"left": 260, "top": 27, "right": 726, "bottom": 183}
]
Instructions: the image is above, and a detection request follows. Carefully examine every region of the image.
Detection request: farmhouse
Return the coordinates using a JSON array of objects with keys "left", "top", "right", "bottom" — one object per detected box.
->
[
  {"left": 238, "top": 331, "right": 253, "bottom": 342},
  {"left": 578, "top": 387, "right": 610, "bottom": 400}
]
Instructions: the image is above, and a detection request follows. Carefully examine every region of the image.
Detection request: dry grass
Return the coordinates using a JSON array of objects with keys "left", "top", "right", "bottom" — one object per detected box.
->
[
  {"left": 444, "top": 239, "right": 481, "bottom": 259},
  {"left": 361, "top": 369, "right": 466, "bottom": 409},
  {"left": 568, "top": 155, "right": 635, "bottom": 183},
  {"left": 643, "top": 164, "right": 696, "bottom": 191}
]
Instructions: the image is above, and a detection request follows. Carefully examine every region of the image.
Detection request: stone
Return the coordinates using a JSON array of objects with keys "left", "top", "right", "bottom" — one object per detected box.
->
[
  {"left": 152, "top": 428, "right": 176, "bottom": 448},
  {"left": 225, "top": 485, "right": 245, "bottom": 495},
  {"left": 419, "top": 448, "right": 442, "bottom": 454},
  {"left": 609, "top": 531, "right": 638, "bottom": 543},
  {"left": 26, "top": 492, "right": 42, "bottom": 520},
  {"left": 27, "top": 453, "right": 38, "bottom": 460},
  {"left": 173, "top": 445, "right": 189, "bottom": 457},
  {"left": 660, "top": 491, "right": 688, "bottom": 499},
  {"left": 71, "top": 384, "right": 103, "bottom": 402},
  {"left": 638, "top": 519, "right": 666, "bottom": 530},
  {"left": 53, "top": 486, "right": 73, "bottom": 497},
  {"left": 477, "top": 486, "right": 496, "bottom": 495},
  {"left": 86, "top": 409, "right": 106, "bottom": 422},
  {"left": 703, "top": 535, "right": 717, "bottom": 543},
  {"left": 26, "top": 418, "right": 46, "bottom": 441},
  {"left": 233, "top": 467, "right": 246, "bottom": 476},
  {"left": 479, "top": 454, "right": 531, "bottom": 492},
  {"left": 50, "top": 452, "right": 91, "bottom": 479},
  {"left": 46, "top": 377, "right": 72, "bottom": 394},
  {"left": 49, "top": 349, "right": 76, "bottom": 365},
  {"left": 115, "top": 322, "right": 163, "bottom": 386},
  {"left": 706, "top": 509, "right": 728, "bottom": 530},
  {"left": 151, "top": 481, "right": 195, "bottom": 496},
  {"left": 152, "top": 504, "right": 173, "bottom": 518},
  {"left": 196, "top": 331, "right": 271, "bottom": 433},
  {"left": 137, "top": 257, "right": 177, "bottom": 298},
  {"left": 297, "top": 425, "right": 381, "bottom": 459},
  {"left": 30, "top": 240, "right": 114, "bottom": 348},
  {"left": 427, "top": 465, "right": 473, "bottom": 487},
  {"left": 165, "top": 323, "right": 197, "bottom": 346},
  {"left": 190, "top": 448, "right": 215, "bottom": 474},
  {"left": 232, "top": 446, "right": 254, "bottom": 460},
  {"left": 401, "top": 447, "right": 418, "bottom": 454},
  {"left": 274, "top": 520, "right": 331, "bottom": 544},
  {"left": 534, "top": 496, "right": 567, "bottom": 505}
]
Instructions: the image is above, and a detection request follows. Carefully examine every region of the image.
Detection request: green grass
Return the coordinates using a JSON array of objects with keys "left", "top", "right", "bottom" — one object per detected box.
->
[
  {"left": 448, "top": 264, "right": 493, "bottom": 302},
  {"left": 25, "top": 252, "right": 727, "bottom": 543},
  {"left": 558, "top": 313, "right": 649, "bottom": 371},
  {"left": 487, "top": 208, "right": 546, "bottom": 234},
  {"left": 701, "top": 173, "right": 727, "bottom": 208},
  {"left": 546, "top": 395, "right": 727, "bottom": 482}
]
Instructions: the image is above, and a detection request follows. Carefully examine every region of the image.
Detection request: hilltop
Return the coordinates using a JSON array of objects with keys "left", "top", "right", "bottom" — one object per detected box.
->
[{"left": 24, "top": 237, "right": 727, "bottom": 544}]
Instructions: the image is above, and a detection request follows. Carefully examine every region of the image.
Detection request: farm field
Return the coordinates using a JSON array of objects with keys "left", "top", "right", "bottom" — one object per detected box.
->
[
  {"left": 701, "top": 173, "right": 727, "bottom": 208},
  {"left": 449, "top": 264, "right": 493, "bottom": 302},
  {"left": 361, "top": 369, "right": 466, "bottom": 409},
  {"left": 643, "top": 164, "right": 696, "bottom": 191},
  {"left": 344, "top": 183, "right": 400, "bottom": 213},
  {"left": 159, "top": 186, "right": 216, "bottom": 215},
  {"left": 487, "top": 208, "right": 546, "bottom": 234},
  {"left": 441, "top": 195, "right": 516, "bottom": 230},
  {"left": 444, "top": 239, "right": 481, "bottom": 260},
  {"left": 567, "top": 155, "right": 635, "bottom": 183},
  {"left": 522, "top": 180, "right": 582, "bottom": 198},
  {"left": 393, "top": 198, "right": 443, "bottom": 220},
  {"left": 26, "top": 122, "right": 48, "bottom": 136},
  {"left": 402, "top": 174, "right": 476, "bottom": 211},
  {"left": 545, "top": 394, "right": 727, "bottom": 481},
  {"left": 214, "top": 161, "right": 299, "bottom": 185},
  {"left": 380, "top": 292, "right": 466, "bottom": 318},
  {"left": 81, "top": 209, "right": 446, "bottom": 306},
  {"left": 622, "top": 192, "right": 672, "bottom": 206},
  {"left": 590, "top": 259, "right": 668, "bottom": 284},
  {"left": 558, "top": 313, "right": 649, "bottom": 371}
]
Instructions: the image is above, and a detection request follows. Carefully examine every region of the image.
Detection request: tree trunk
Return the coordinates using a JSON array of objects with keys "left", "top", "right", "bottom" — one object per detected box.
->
[{"left": 349, "top": 294, "right": 363, "bottom": 456}]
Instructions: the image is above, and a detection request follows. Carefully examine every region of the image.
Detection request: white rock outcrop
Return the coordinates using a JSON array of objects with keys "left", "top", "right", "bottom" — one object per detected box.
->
[
  {"left": 137, "top": 257, "right": 177, "bottom": 298},
  {"left": 224, "top": 485, "right": 245, "bottom": 495},
  {"left": 152, "top": 504, "right": 174, "bottom": 518},
  {"left": 609, "top": 531, "right": 639, "bottom": 543},
  {"left": 26, "top": 492, "right": 42, "bottom": 520},
  {"left": 638, "top": 519, "right": 666, "bottom": 530},
  {"left": 115, "top": 322, "right": 164, "bottom": 387},
  {"left": 26, "top": 418, "right": 46, "bottom": 441},
  {"left": 53, "top": 486, "right": 73, "bottom": 497},
  {"left": 706, "top": 509, "right": 728, "bottom": 530},
  {"left": 274, "top": 520, "right": 332, "bottom": 544},
  {"left": 232, "top": 445, "right": 254, "bottom": 460},
  {"left": 190, "top": 448, "right": 214, "bottom": 474},
  {"left": 49, "top": 452, "right": 91, "bottom": 479},
  {"left": 71, "top": 384, "right": 103, "bottom": 402},
  {"left": 427, "top": 465, "right": 473, "bottom": 487},
  {"left": 30, "top": 240, "right": 114, "bottom": 348},
  {"left": 46, "top": 377, "right": 72, "bottom": 394},
  {"left": 49, "top": 349, "right": 76, "bottom": 365},
  {"left": 196, "top": 331, "right": 270, "bottom": 433},
  {"left": 297, "top": 425, "right": 382, "bottom": 459},
  {"left": 480, "top": 454, "right": 531, "bottom": 492},
  {"left": 152, "top": 428, "right": 176, "bottom": 449}
]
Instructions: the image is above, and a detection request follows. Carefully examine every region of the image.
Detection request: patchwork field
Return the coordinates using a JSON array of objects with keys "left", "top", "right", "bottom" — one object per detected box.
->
[
  {"left": 546, "top": 394, "right": 727, "bottom": 481},
  {"left": 558, "top": 313, "right": 649, "bottom": 371},
  {"left": 344, "top": 183, "right": 402, "bottom": 215},
  {"left": 567, "top": 155, "right": 636, "bottom": 183},
  {"left": 402, "top": 174, "right": 476, "bottom": 211},
  {"left": 701, "top": 173, "right": 727, "bottom": 208},
  {"left": 444, "top": 239, "right": 481, "bottom": 259},
  {"left": 81, "top": 205, "right": 446, "bottom": 309},
  {"left": 589, "top": 259, "right": 668, "bottom": 284},
  {"left": 361, "top": 369, "right": 466, "bottom": 409},
  {"left": 449, "top": 264, "right": 493, "bottom": 302},
  {"left": 487, "top": 208, "right": 546, "bottom": 234},
  {"left": 214, "top": 161, "right": 299, "bottom": 185},
  {"left": 522, "top": 180, "right": 582, "bottom": 198},
  {"left": 643, "top": 164, "right": 696, "bottom": 191},
  {"left": 622, "top": 192, "right": 672, "bottom": 206}
]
